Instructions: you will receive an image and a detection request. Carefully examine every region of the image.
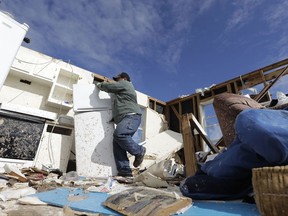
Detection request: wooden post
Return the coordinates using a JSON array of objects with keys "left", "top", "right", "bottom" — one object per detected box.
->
[{"left": 181, "top": 114, "right": 197, "bottom": 177}]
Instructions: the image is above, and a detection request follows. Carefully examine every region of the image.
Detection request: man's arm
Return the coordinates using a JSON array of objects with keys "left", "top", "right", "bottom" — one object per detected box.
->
[{"left": 96, "top": 81, "right": 125, "bottom": 93}]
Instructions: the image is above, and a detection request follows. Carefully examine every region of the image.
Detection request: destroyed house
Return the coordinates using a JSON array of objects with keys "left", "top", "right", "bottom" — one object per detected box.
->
[
  {"left": 1, "top": 11, "right": 288, "bottom": 215},
  {"left": 2, "top": 45, "right": 288, "bottom": 174}
]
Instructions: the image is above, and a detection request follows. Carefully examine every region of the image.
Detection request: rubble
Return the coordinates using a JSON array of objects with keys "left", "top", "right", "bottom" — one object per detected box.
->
[{"left": 0, "top": 151, "right": 187, "bottom": 215}]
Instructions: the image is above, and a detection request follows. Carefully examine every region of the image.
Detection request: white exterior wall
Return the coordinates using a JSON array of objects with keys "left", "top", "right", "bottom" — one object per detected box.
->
[
  {"left": 0, "top": 46, "right": 168, "bottom": 174},
  {"left": 0, "top": 74, "right": 52, "bottom": 110},
  {"left": 0, "top": 46, "right": 95, "bottom": 171}
]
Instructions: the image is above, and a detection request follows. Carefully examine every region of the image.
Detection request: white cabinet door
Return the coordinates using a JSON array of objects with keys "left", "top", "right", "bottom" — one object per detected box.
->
[{"left": 73, "top": 84, "right": 112, "bottom": 111}]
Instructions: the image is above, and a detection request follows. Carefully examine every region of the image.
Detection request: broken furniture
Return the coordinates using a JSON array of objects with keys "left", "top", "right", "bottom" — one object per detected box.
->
[
  {"left": 213, "top": 93, "right": 264, "bottom": 147},
  {"left": 213, "top": 92, "right": 288, "bottom": 147}
]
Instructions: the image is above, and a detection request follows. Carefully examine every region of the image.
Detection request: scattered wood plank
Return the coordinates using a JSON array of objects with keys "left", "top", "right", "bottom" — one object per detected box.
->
[{"left": 4, "top": 164, "right": 28, "bottom": 182}]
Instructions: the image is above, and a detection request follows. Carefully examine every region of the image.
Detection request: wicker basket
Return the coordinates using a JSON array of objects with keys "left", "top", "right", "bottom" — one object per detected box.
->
[{"left": 252, "top": 166, "right": 288, "bottom": 216}]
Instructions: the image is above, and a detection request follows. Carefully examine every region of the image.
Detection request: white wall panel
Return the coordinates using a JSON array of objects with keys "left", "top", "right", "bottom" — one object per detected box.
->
[{"left": 74, "top": 110, "right": 117, "bottom": 177}]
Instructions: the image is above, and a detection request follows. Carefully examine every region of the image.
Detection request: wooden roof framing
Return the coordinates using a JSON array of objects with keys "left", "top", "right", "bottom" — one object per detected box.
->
[{"left": 165, "top": 58, "right": 288, "bottom": 151}]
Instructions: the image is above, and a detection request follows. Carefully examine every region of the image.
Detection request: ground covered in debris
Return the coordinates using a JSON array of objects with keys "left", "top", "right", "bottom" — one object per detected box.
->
[{"left": 0, "top": 163, "right": 186, "bottom": 216}]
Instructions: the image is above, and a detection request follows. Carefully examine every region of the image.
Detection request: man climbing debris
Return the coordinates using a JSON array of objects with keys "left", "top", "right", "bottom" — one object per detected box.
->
[{"left": 96, "top": 72, "right": 146, "bottom": 177}]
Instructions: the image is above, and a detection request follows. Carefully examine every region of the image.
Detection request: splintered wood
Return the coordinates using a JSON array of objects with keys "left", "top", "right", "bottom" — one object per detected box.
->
[{"left": 103, "top": 187, "right": 192, "bottom": 216}]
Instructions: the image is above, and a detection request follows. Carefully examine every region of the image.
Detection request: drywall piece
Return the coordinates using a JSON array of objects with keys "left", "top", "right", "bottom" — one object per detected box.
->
[
  {"left": 0, "top": 187, "right": 36, "bottom": 201},
  {"left": 18, "top": 196, "right": 47, "bottom": 205},
  {"left": 74, "top": 110, "right": 117, "bottom": 177},
  {"left": 0, "top": 103, "right": 57, "bottom": 120},
  {"left": 73, "top": 84, "right": 112, "bottom": 111},
  {"left": 136, "top": 90, "right": 148, "bottom": 107},
  {"left": 0, "top": 159, "right": 34, "bottom": 172},
  {"left": 134, "top": 172, "right": 170, "bottom": 188},
  {"left": 133, "top": 130, "right": 183, "bottom": 170},
  {"left": 145, "top": 108, "right": 168, "bottom": 140}
]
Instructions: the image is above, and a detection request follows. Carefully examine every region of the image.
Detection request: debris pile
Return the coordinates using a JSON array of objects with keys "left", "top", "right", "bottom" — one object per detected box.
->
[{"left": 0, "top": 150, "right": 188, "bottom": 215}]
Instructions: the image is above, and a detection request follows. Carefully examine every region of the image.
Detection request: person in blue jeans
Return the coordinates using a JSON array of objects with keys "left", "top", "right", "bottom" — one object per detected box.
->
[{"left": 96, "top": 72, "right": 146, "bottom": 177}]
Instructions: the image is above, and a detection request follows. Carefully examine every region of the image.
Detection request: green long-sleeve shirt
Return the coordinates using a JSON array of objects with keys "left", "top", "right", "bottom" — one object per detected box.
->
[{"left": 96, "top": 80, "right": 141, "bottom": 124}]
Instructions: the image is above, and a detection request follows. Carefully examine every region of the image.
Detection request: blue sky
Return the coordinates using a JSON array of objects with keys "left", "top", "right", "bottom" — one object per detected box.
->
[{"left": 1, "top": 0, "right": 288, "bottom": 102}]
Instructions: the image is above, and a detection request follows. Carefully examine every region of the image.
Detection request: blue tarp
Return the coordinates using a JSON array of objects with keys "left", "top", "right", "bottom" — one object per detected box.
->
[
  {"left": 32, "top": 187, "right": 260, "bottom": 215},
  {"left": 185, "top": 201, "right": 260, "bottom": 216},
  {"left": 33, "top": 187, "right": 120, "bottom": 215}
]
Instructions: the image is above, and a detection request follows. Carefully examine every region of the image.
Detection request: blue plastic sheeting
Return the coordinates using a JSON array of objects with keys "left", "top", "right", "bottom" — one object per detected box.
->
[
  {"left": 32, "top": 187, "right": 120, "bottom": 215},
  {"left": 182, "top": 201, "right": 260, "bottom": 216},
  {"left": 32, "top": 187, "right": 260, "bottom": 216}
]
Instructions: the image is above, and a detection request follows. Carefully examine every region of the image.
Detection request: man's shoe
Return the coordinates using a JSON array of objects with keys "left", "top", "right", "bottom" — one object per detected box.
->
[
  {"left": 133, "top": 147, "right": 146, "bottom": 167},
  {"left": 117, "top": 171, "right": 133, "bottom": 177}
]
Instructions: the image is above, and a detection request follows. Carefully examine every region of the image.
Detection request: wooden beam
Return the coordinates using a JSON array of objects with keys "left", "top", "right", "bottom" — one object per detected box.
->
[
  {"left": 227, "top": 83, "right": 232, "bottom": 93},
  {"left": 233, "top": 81, "right": 239, "bottom": 93},
  {"left": 188, "top": 113, "right": 220, "bottom": 154},
  {"left": 171, "top": 104, "right": 181, "bottom": 121},
  {"left": 255, "top": 65, "right": 288, "bottom": 102},
  {"left": 181, "top": 114, "right": 197, "bottom": 177},
  {"left": 92, "top": 73, "right": 112, "bottom": 82},
  {"left": 148, "top": 96, "right": 166, "bottom": 106}
]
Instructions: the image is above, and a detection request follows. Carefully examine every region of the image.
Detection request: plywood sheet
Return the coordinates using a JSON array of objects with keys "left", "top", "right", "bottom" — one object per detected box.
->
[{"left": 103, "top": 187, "right": 192, "bottom": 216}]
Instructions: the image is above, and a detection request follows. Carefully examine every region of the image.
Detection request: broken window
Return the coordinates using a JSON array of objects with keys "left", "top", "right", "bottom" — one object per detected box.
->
[
  {"left": 0, "top": 110, "right": 45, "bottom": 160},
  {"left": 200, "top": 102, "right": 222, "bottom": 151}
]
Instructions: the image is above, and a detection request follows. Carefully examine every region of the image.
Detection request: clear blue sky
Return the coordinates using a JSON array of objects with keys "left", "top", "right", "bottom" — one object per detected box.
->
[{"left": 1, "top": 0, "right": 287, "bottom": 102}]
